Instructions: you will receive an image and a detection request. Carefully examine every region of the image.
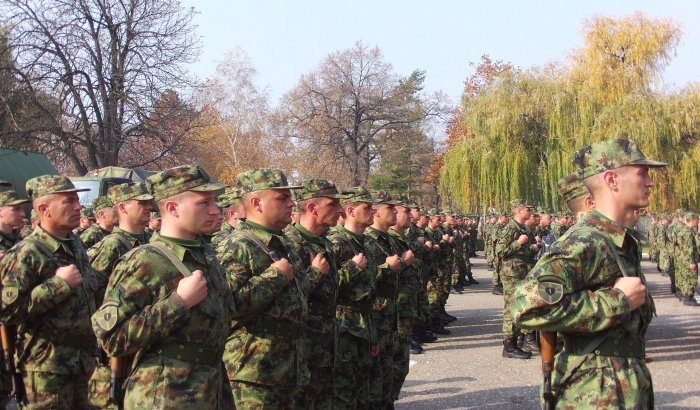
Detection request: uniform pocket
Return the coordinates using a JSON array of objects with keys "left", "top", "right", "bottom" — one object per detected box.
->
[{"left": 88, "top": 364, "right": 112, "bottom": 408}]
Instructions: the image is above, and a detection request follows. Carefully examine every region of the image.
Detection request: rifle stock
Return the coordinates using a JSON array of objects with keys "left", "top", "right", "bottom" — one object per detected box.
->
[
  {"left": 541, "top": 331, "right": 556, "bottom": 410},
  {"left": 0, "top": 324, "right": 25, "bottom": 401},
  {"left": 109, "top": 356, "right": 129, "bottom": 410}
]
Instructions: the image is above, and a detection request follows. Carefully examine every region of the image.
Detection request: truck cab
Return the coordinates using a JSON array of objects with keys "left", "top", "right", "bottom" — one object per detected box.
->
[{"left": 69, "top": 175, "right": 133, "bottom": 207}]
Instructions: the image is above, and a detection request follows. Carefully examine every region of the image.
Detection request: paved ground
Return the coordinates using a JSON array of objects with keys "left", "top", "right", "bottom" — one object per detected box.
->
[{"left": 396, "top": 253, "right": 700, "bottom": 410}]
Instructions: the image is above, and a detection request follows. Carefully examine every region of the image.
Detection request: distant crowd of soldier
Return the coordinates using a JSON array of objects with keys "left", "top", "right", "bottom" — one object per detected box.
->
[{"left": 0, "top": 167, "right": 483, "bottom": 410}]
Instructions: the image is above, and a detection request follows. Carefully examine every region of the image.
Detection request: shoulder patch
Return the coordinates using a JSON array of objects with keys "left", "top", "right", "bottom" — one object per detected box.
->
[
  {"left": 536, "top": 275, "right": 564, "bottom": 304},
  {"left": 2, "top": 286, "right": 18, "bottom": 305},
  {"left": 97, "top": 301, "right": 119, "bottom": 331}
]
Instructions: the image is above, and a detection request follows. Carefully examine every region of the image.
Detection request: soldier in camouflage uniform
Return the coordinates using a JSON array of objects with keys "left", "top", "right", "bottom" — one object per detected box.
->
[
  {"left": 657, "top": 214, "right": 672, "bottom": 276},
  {"left": 364, "top": 190, "right": 414, "bottom": 410},
  {"left": 73, "top": 207, "right": 95, "bottom": 237},
  {"left": 216, "top": 168, "right": 310, "bottom": 410},
  {"left": 285, "top": 179, "right": 347, "bottom": 410},
  {"left": 327, "top": 187, "right": 379, "bottom": 410},
  {"left": 512, "top": 138, "right": 666, "bottom": 408},
  {"left": 92, "top": 165, "right": 234, "bottom": 410},
  {"left": 0, "top": 176, "right": 107, "bottom": 409},
  {"left": 211, "top": 187, "right": 246, "bottom": 246},
  {"left": 424, "top": 209, "right": 452, "bottom": 335},
  {"left": 80, "top": 196, "right": 117, "bottom": 248},
  {"left": 496, "top": 199, "right": 538, "bottom": 359},
  {"left": 491, "top": 213, "right": 508, "bottom": 295},
  {"left": 675, "top": 212, "right": 699, "bottom": 306},
  {"left": 666, "top": 210, "right": 684, "bottom": 295},
  {"left": 444, "top": 212, "right": 465, "bottom": 294},
  {"left": 405, "top": 205, "right": 435, "bottom": 346},
  {"left": 484, "top": 215, "right": 496, "bottom": 269},
  {"left": 144, "top": 211, "right": 161, "bottom": 238}
]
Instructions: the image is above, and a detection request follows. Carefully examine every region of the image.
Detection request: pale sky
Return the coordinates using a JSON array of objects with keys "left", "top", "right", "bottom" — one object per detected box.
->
[{"left": 181, "top": 0, "right": 700, "bottom": 104}]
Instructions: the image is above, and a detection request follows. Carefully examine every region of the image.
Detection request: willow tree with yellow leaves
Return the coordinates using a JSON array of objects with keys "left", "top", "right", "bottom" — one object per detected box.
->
[{"left": 441, "top": 12, "right": 700, "bottom": 212}]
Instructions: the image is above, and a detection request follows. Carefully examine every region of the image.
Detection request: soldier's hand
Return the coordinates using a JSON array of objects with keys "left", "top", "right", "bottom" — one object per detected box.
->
[
  {"left": 272, "top": 258, "right": 294, "bottom": 283},
  {"left": 517, "top": 234, "right": 529, "bottom": 245},
  {"left": 613, "top": 277, "right": 646, "bottom": 311},
  {"left": 434, "top": 244, "right": 440, "bottom": 250},
  {"left": 56, "top": 264, "right": 83, "bottom": 288},
  {"left": 442, "top": 234, "right": 449, "bottom": 241},
  {"left": 417, "top": 237, "right": 425, "bottom": 244},
  {"left": 535, "top": 235, "right": 541, "bottom": 242},
  {"left": 401, "top": 250, "right": 415, "bottom": 266},
  {"left": 371, "top": 344, "right": 380, "bottom": 357},
  {"left": 351, "top": 253, "right": 367, "bottom": 270},
  {"left": 386, "top": 255, "right": 401, "bottom": 271},
  {"left": 425, "top": 241, "right": 433, "bottom": 248},
  {"left": 691, "top": 263, "right": 697, "bottom": 270},
  {"left": 448, "top": 236, "right": 455, "bottom": 243},
  {"left": 176, "top": 270, "right": 208, "bottom": 308},
  {"left": 310, "top": 251, "right": 330, "bottom": 274},
  {"left": 0, "top": 250, "right": 4, "bottom": 261}
]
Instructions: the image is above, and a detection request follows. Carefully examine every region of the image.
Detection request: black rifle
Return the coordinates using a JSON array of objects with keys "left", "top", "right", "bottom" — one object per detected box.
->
[{"left": 0, "top": 324, "right": 25, "bottom": 402}]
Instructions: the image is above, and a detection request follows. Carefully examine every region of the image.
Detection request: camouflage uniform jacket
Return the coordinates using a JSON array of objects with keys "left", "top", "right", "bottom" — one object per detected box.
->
[
  {"left": 0, "top": 226, "right": 107, "bottom": 374},
  {"left": 550, "top": 221, "right": 568, "bottom": 239},
  {"left": 675, "top": 223, "right": 698, "bottom": 269},
  {"left": 93, "top": 232, "right": 234, "bottom": 409},
  {"left": 81, "top": 223, "right": 110, "bottom": 249},
  {"left": 534, "top": 225, "right": 551, "bottom": 239},
  {"left": 364, "top": 226, "right": 400, "bottom": 333},
  {"left": 496, "top": 219, "right": 537, "bottom": 279},
  {"left": 511, "top": 210, "right": 655, "bottom": 408},
  {"left": 216, "top": 220, "right": 310, "bottom": 387},
  {"left": 210, "top": 221, "right": 234, "bottom": 246},
  {"left": 72, "top": 226, "right": 86, "bottom": 237},
  {"left": 450, "top": 226, "right": 464, "bottom": 263},
  {"left": 424, "top": 226, "right": 450, "bottom": 268},
  {"left": 387, "top": 229, "right": 420, "bottom": 322},
  {"left": 285, "top": 222, "right": 337, "bottom": 368},
  {"left": 0, "top": 228, "right": 23, "bottom": 251},
  {"left": 326, "top": 226, "right": 377, "bottom": 344},
  {"left": 490, "top": 223, "right": 505, "bottom": 254},
  {"left": 88, "top": 226, "right": 148, "bottom": 274},
  {"left": 668, "top": 220, "right": 682, "bottom": 259}
]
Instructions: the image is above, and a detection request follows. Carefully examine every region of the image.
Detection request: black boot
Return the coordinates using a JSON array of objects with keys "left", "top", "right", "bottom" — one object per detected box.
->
[
  {"left": 684, "top": 296, "right": 700, "bottom": 306},
  {"left": 493, "top": 285, "right": 503, "bottom": 295},
  {"left": 670, "top": 283, "right": 676, "bottom": 294},
  {"left": 431, "top": 317, "right": 450, "bottom": 335},
  {"left": 502, "top": 338, "right": 532, "bottom": 359},
  {"left": 459, "top": 278, "right": 472, "bottom": 287},
  {"left": 661, "top": 270, "right": 669, "bottom": 277},
  {"left": 409, "top": 340, "right": 423, "bottom": 354},
  {"left": 522, "top": 332, "right": 540, "bottom": 353},
  {"left": 442, "top": 307, "right": 457, "bottom": 321},
  {"left": 467, "top": 275, "right": 479, "bottom": 284},
  {"left": 450, "top": 285, "right": 463, "bottom": 294},
  {"left": 487, "top": 265, "right": 493, "bottom": 271},
  {"left": 516, "top": 334, "right": 524, "bottom": 349},
  {"left": 414, "top": 324, "right": 437, "bottom": 343}
]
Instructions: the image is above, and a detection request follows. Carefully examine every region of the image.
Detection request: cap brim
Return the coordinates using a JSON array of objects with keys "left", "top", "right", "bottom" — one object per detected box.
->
[
  {"left": 190, "top": 182, "right": 228, "bottom": 192},
  {"left": 56, "top": 188, "right": 91, "bottom": 194},
  {"left": 631, "top": 159, "right": 669, "bottom": 168},
  {"left": 379, "top": 200, "right": 401, "bottom": 205},
  {"left": 133, "top": 194, "right": 154, "bottom": 201},
  {"left": 269, "top": 185, "right": 303, "bottom": 190},
  {"left": 3, "top": 199, "right": 31, "bottom": 206},
  {"left": 353, "top": 198, "right": 382, "bottom": 205}
]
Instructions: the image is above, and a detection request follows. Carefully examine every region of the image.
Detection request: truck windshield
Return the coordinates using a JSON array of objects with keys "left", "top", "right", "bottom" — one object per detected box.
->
[{"left": 71, "top": 180, "right": 101, "bottom": 206}]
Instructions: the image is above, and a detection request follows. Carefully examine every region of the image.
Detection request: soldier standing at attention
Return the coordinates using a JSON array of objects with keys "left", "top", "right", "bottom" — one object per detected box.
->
[
  {"left": 144, "top": 211, "right": 161, "bottom": 238},
  {"left": 675, "top": 212, "right": 699, "bottom": 306},
  {"left": 424, "top": 209, "right": 452, "bottom": 335},
  {"left": 496, "top": 199, "right": 538, "bottom": 359},
  {"left": 211, "top": 187, "right": 246, "bottom": 246},
  {"left": 216, "top": 169, "right": 309, "bottom": 410},
  {"left": 285, "top": 179, "right": 344, "bottom": 410},
  {"left": 0, "top": 176, "right": 107, "bottom": 409},
  {"left": 80, "top": 196, "right": 118, "bottom": 248},
  {"left": 512, "top": 139, "right": 666, "bottom": 408},
  {"left": 327, "top": 187, "right": 377, "bottom": 410},
  {"left": 92, "top": 165, "right": 234, "bottom": 409},
  {"left": 491, "top": 213, "right": 508, "bottom": 295},
  {"left": 73, "top": 207, "right": 95, "bottom": 237}
]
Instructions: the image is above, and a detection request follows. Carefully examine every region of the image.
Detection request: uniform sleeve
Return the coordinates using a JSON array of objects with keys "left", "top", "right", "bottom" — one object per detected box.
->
[
  {"left": 217, "top": 236, "right": 289, "bottom": 317},
  {"left": 328, "top": 235, "right": 364, "bottom": 290},
  {"left": 511, "top": 241, "right": 631, "bottom": 333},
  {"left": 0, "top": 246, "right": 72, "bottom": 325},
  {"left": 92, "top": 251, "right": 190, "bottom": 356},
  {"left": 496, "top": 226, "right": 521, "bottom": 259},
  {"left": 365, "top": 238, "right": 393, "bottom": 282}
]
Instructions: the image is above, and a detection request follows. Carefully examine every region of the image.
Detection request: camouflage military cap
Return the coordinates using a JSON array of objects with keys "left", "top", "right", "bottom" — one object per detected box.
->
[
  {"left": 441, "top": 209, "right": 454, "bottom": 216},
  {"left": 30, "top": 209, "right": 39, "bottom": 220},
  {"left": 685, "top": 212, "right": 698, "bottom": 220},
  {"left": 92, "top": 196, "right": 114, "bottom": 213},
  {"left": 0, "top": 179, "right": 11, "bottom": 187},
  {"left": 150, "top": 211, "right": 161, "bottom": 220},
  {"left": 147, "top": 165, "right": 226, "bottom": 202},
  {"left": 295, "top": 179, "right": 348, "bottom": 201},
  {"left": 509, "top": 199, "right": 535, "bottom": 210},
  {"left": 557, "top": 172, "right": 589, "bottom": 203},
  {"left": 571, "top": 139, "right": 668, "bottom": 180},
  {"left": 108, "top": 182, "right": 153, "bottom": 204},
  {"left": 397, "top": 195, "right": 419, "bottom": 208},
  {"left": 80, "top": 206, "right": 95, "bottom": 219},
  {"left": 0, "top": 190, "right": 31, "bottom": 206},
  {"left": 674, "top": 209, "right": 684, "bottom": 217},
  {"left": 236, "top": 168, "right": 301, "bottom": 193},
  {"left": 25, "top": 175, "right": 89, "bottom": 201},
  {"left": 426, "top": 208, "right": 441, "bottom": 217},
  {"left": 217, "top": 187, "right": 244, "bottom": 208},
  {"left": 340, "top": 187, "right": 382, "bottom": 206},
  {"left": 371, "top": 190, "right": 401, "bottom": 205}
]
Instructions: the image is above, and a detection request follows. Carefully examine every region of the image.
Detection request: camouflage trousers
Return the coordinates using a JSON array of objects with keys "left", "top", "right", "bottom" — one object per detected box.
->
[
  {"left": 296, "top": 365, "right": 333, "bottom": 410},
  {"left": 502, "top": 276, "right": 523, "bottom": 338},
  {"left": 426, "top": 276, "right": 442, "bottom": 318},
  {"left": 18, "top": 370, "right": 89, "bottom": 410},
  {"left": 439, "top": 265, "right": 452, "bottom": 304},
  {"left": 658, "top": 250, "right": 671, "bottom": 272},
  {"left": 231, "top": 380, "right": 301, "bottom": 410},
  {"left": 675, "top": 267, "right": 699, "bottom": 296},
  {"left": 371, "top": 329, "right": 398, "bottom": 410},
  {"left": 391, "top": 334, "right": 411, "bottom": 403},
  {"left": 333, "top": 333, "right": 371, "bottom": 410},
  {"left": 548, "top": 353, "right": 653, "bottom": 409},
  {"left": 452, "top": 258, "right": 464, "bottom": 287}
]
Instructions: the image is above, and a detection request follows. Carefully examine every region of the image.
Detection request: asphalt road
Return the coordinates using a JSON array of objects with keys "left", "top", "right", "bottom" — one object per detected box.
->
[{"left": 396, "top": 254, "right": 700, "bottom": 410}]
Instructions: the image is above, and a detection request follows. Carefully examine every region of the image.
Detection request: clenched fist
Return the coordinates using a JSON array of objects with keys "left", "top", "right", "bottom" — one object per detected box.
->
[
  {"left": 614, "top": 277, "right": 647, "bottom": 311},
  {"left": 310, "top": 251, "right": 330, "bottom": 274},
  {"left": 351, "top": 253, "right": 367, "bottom": 270},
  {"left": 517, "top": 234, "right": 529, "bottom": 245},
  {"left": 386, "top": 255, "right": 401, "bottom": 272},
  {"left": 272, "top": 258, "right": 294, "bottom": 283},
  {"left": 401, "top": 250, "right": 415, "bottom": 266},
  {"left": 56, "top": 264, "right": 82, "bottom": 289},
  {"left": 176, "top": 270, "right": 208, "bottom": 309}
]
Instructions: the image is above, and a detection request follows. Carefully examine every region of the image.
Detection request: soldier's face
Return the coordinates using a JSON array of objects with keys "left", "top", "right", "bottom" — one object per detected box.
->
[
  {"left": 45, "top": 192, "right": 82, "bottom": 230},
  {"left": 100, "top": 205, "right": 119, "bottom": 228},
  {"left": 394, "top": 206, "right": 412, "bottom": 230},
  {"left": 374, "top": 204, "right": 397, "bottom": 227},
  {"left": 349, "top": 202, "right": 375, "bottom": 227},
  {"left": 79, "top": 217, "right": 94, "bottom": 229},
  {"left": 539, "top": 214, "right": 552, "bottom": 226},
  {"left": 149, "top": 218, "right": 161, "bottom": 230},
  {"left": 0, "top": 204, "right": 26, "bottom": 228},
  {"left": 122, "top": 199, "right": 152, "bottom": 227},
  {"left": 173, "top": 191, "right": 220, "bottom": 236},
  {"left": 315, "top": 197, "right": 343, "bottom": 227},
  {"left": 616, "top": 165, "right": 654, "bottom": 210},
  {"left": 410, "top": 208, "right": 421, "bottom": 222},
  {"left": 259, "top": 189, "right": 295, "bottom": 230}
]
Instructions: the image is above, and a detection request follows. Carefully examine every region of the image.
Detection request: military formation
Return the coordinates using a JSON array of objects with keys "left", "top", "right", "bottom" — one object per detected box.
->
[{"left": 0, "top": 137, "right": 696, "bottom": 409}]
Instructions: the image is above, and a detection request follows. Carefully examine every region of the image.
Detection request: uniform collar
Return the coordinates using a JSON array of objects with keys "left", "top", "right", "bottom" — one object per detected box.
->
[
  {"left": 583, "top": 210, "right": 643, "bottom": 248},
  {"left": 240, "top": 219, "right": 283, "bottom": 246},
  {"left": 152, "top": 231, "right": 203, "bottom": 261},
  {"left": 293, "top": 222, "right": 325, "bottom": 246},
  {"left": 33, "top": 225, "right": 74, "bottom": 255}
]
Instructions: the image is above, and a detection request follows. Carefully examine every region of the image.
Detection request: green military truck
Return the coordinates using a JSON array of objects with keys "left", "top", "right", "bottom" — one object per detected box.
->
[
  {"left": 70, "top": 167, "right": 157, "bottom": 206},
  {"left": 0, "top": 147, "right": 59, "bottom": 198}
]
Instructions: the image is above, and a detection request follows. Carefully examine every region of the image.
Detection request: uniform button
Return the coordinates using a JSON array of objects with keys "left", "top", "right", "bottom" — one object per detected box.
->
[
  {"left": 199, "top": 349, "right": 203, "bottom": 353},
  {"left": 180, "top": 345, "right": 185, "bottom": 349},
  {"left": 177, "top": 355, "right": 181, "bottom": 359},
  {"left": 614, "top": 351, "right": 618, "bottom": 356},
  {"left": 595, "top": 350, "right": 600, "bottom": 354}
]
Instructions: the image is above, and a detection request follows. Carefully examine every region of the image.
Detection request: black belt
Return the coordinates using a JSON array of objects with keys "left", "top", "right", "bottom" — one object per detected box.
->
[
  {"left": 34, "top": 327, "right": 93, "bottom": 350},
  {"left": 375, "top": 284, "right": 396, "bottom": 300},
  {"left": 152, "top": 342, "right": 218, "bottom": 365},
  {"left": 308, "top": 300, "right": 336, "bottom": 318},
  {"left": 243, "top": 317, "right": 301, "bottom": 339},
  {"left": 337, "top": 299, "right": 373, "bottom": 314},
  {"left": 564, "top": 336, "right": 645, "bottom": 359}
]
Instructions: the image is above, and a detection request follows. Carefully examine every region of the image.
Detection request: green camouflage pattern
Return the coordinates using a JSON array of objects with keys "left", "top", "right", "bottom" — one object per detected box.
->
[
  {"left": 340, "top": 187, "right": 382, "bottom": 206},
  {"left": 557, "top": 172, "right": 589, "bottom": 203},
  {"left": 210, "top": 221, "right": 235, "bottom": 246},
  {"left": 215, "top": 220, "right": 310, "bottom": 388},
  {"left": 0, "top": 190, "right": 31, "bottom": 206},
  {"left": 0, "top": 228, "right": 23, "bottom": 252},
  {"left": 80, "top": 223, "right": 111, "bottom": 249},
  {"left": 674, "top": 222, "right": 698, "bottom": 296},
  {"left": 236, "top": 168, "right": 301, "bottom": 193},
  {"left": 146, "top": 165, "right": 226, "bottom": 202},
  {"left": 150, "top": 211, "right": 161, "bottom": 220},
  {"left": 88, "top": 227, "right": 148, "bottom": 274},
  {"left": 92, "top": 196, "right": 114, "bottom": 213},
  {"left": 511, "top": 210, "right": 655, "bottom": 409},
  {"left": 372, "top": 190, "right": 401, "bottom": 205},
  {"left": 107, "top": 182, "right": 153, "bottom": 203},
  {"left": 80, "top": 206, "right": 95, "bottom": 219},
  {"left": 25, "top": 175, "right": 89, "bottom": 200},
  {"left": 295, "top": 178, "right": 347, "bottom": 201},
  {"left": 571, "top": 138, "right": 668, "bottom": 179},
  {"left": 509, "top": 198, "right": 534, "bottom": 210},
  {"left": 92, "top": 232, "right": 235, "bottom": 409},
  {"left": 217, "top": 187, "right": 244, "bottom": 208}
]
